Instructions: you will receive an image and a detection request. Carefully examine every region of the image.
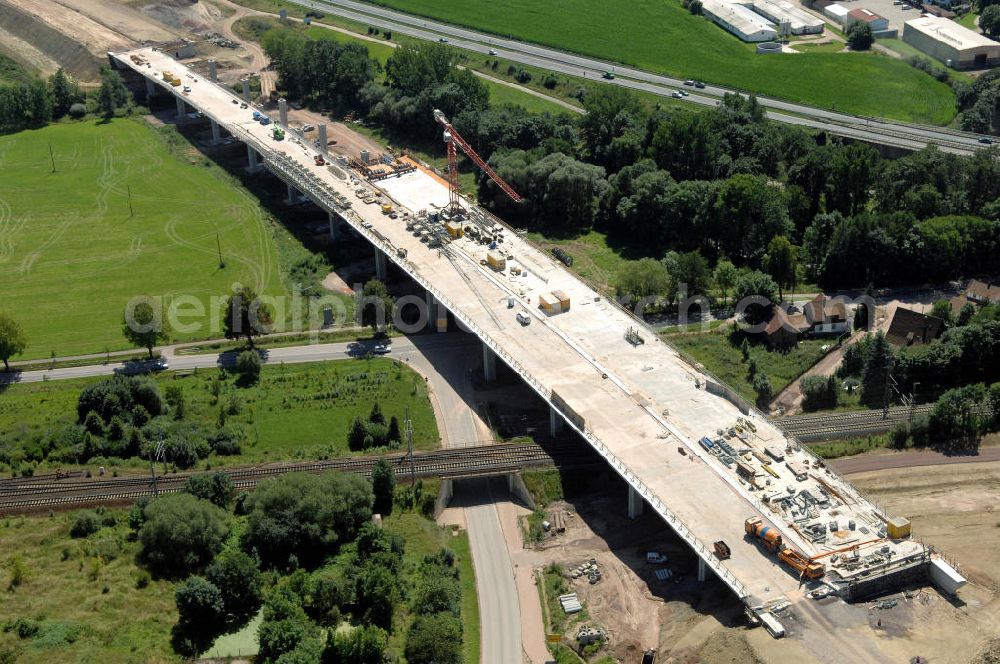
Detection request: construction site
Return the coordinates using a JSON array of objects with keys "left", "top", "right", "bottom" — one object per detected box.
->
[{"left": 107, "top": 44, "right": 975, "bottom": 662}]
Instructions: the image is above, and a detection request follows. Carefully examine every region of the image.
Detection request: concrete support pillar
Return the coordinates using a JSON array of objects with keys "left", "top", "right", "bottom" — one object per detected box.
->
[
  {"left": 482, "top": 344, "right": 497, "bottom": 383},
  {"left": 207, "top": 59, "right": 218, "bottom": 82},
  {"left": 425, "top": 291, "right": 436, "bottom": 331},
  {"left": 241, "top": 78, "right": 251, "bottom": 101},
  {"left": 697, "top": 558, "right": 707, "bottom": 582},
  {"left": 246, "top": 145, "right": 259, "bottom": 171},
  {"left": 507, "top": 474, "right": 515, "bottom": 493},
  {"left": 286, "top": 183, "right": 297, "bottom": 204},
  {"left": 317, "top": 124, "right": 328, "bottom": 154},
  {"left": 145, "top": 77, "right": 156, "bottom": 99},
  {"left": 627, "top": 485, "right": 644, "bottom": 519},
  {"left": 175, "top": 96, "right": 185, "bottom": 118},
  {"left": 374, "top": 249, "right": 387, "bottom": 281},
  {"left": 328, "top": 211, "right": 339, "bottom": 240},
  {"left": 278, "top": 98, "right": 288, "bottom": 127},
  {"left": 550, "top": 406, "right": 564, "bottom": 437},
  {"left": 210, "top": 119, "right": 221, "bottom": 144}
]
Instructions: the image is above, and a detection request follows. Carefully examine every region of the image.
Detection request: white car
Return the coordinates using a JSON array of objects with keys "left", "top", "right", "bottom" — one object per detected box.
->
[
  {"left": 646, "top": 552, "right": 669, "bottom": 564},
  {"left": 302, "top": 124, "right": 315, "bottom": 132},
  {"left": 488, "top": 48, "right": 498, "bottom": 56},
  {"left": 671, "top": 90, "right": 683, "bottom": 98}
]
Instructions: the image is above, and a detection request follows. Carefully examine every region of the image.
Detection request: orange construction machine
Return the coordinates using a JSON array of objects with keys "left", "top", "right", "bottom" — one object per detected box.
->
[
  {"left": 745, "top": 516, "right": 783, "bottom": 552},
  {"left": 778, "top": 548, "right": 825, "bottom": 580}
]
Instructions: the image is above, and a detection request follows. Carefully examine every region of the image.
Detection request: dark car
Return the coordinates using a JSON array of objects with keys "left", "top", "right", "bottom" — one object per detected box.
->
[
  {"left": 979, "top": 137, "right": 993, "bottom": 145},
  {"left": 694, "top": 81, "right": 706, "bottom": 89}
]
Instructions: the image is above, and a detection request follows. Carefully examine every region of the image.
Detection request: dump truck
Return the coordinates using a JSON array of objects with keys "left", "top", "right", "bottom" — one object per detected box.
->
[
  {"left": 778, "top": 547, "right": 825, "bottom": 580},
  {"left": 745, "top": 516, "right": 783, "bottom": 552}
]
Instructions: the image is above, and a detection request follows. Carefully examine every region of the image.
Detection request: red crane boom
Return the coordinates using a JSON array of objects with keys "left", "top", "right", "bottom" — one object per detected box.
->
[{"left": 434, "top": 109, "right": 522, "bottom": 214}]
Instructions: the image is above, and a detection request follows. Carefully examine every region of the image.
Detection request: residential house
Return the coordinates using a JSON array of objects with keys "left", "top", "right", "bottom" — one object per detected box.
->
[
  {"left": 965, "top": 279, "right": 1000, "bottom": 306},
  {"left": 763, "top": 309, "right": 810, "bottom": 349},
  {"left": 885, "top": 307, "right": 945, "bottom": 348},
  {"left": 803, "top": 293, "right": 850, "bottom": 335}
]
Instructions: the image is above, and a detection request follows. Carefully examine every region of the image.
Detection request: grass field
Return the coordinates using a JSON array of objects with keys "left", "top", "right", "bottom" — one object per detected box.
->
[
  {"left": 0, "top": 511, "right": 180, "bottom": 663},
  {"left": 354, "top": 0, "right": 955, "bottom": 123},
  {"left": 0, "top": 119, "right": 290, "bottom": 360},
  {"left": 0, "top": 358, "right": 439, "bottom": 472},
  {"left": 957, "top": 12, "right": 979, "bottom": 29},
  {"left": 669, "top": 328, "right": 831, "bottom": 403}
]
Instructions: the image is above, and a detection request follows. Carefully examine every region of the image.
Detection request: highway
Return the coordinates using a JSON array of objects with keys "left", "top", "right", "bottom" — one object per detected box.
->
[{"left": 281, "top": 0, "right": 990, "bottom": 155}]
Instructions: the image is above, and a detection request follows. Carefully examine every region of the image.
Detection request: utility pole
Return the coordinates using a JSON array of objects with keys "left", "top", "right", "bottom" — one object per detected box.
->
[
  {"left": 882, "top": 357, "right": 894, "bottom": 420},
  {"left": 405, "top": 406, "right": 415, "bottom": 486},
  {"left": 150, "top": 439, "right": 165, "bottom": 497},
  {"left": 216, "top": 232, "right": 225, "bottom": 268},
  {"left": 126, "top": 184, "right": 134, "bottom": 217}
]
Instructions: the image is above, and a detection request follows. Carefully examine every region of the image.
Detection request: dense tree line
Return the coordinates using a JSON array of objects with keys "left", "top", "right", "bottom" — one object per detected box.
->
[{"left": 0, "top": 66, "right": 134, "bottom": 132}]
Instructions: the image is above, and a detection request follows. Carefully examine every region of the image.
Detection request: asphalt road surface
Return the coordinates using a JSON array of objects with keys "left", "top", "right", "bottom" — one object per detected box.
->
[
  {"left": 829, "top": 446, "right": 1000, "bottom": 475},
  {"left": 292, "top": 0, "right": 990, "bottom": 154}
]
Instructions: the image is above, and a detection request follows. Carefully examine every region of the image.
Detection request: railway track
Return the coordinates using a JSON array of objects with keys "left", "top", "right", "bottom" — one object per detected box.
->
[
  {"left": 0, "top": 441, "right": 597, "bottom": 514},
  {"left": 774, "top": 403, "right": 994, "bottom": 443}
]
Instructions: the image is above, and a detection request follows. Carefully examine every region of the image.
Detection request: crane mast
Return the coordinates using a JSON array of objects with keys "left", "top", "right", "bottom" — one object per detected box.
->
[{"left": 434, "top": 109, "right": 523, "bottom": 215}]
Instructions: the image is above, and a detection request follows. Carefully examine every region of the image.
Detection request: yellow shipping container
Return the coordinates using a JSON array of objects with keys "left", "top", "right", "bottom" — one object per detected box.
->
[
  {"left": 486, "top": 251, "right": 506, "bottom": 271},
  {"left": 446, "top": 221, "right": 463, "bottom": 238},
  {"left": 887, "top": 517, "right": 911, "bottom": 539},
  {"left": 551, "top": 289, "right": 571, "bottom": 311},
  {"left": 538, "top": 292, "right": 562, "bottom": 314}
]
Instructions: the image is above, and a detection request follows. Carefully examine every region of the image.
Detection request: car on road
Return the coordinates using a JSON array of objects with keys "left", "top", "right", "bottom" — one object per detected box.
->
[
  {"left": 684, "top": 79, "right": 695, "bottom": 86},
  {"left": 602, "top": 71, "right": 615, "bottom": 80},
  {"left": 671, "top": 90, "right": 683, "bottom": 98},
  {"left": 979, "top": 137, "right": 993, "bottom": 144},
  {"left": 694, "top": 81, "right": 706, "bottom": 89},
  {"left": 680, "top": 90, "right": 689, "bottom": 97},
  {"left": 119, "top": 358, "right": 169, "bottom": 375},
  {"left": 516, "top": 311, "right": 531, "bottom": 326},
  {"left": 302, "top": 124, "right": 315, "bottom": 132},
  {"left": 439, "top": 37, "right": 449, "bottom": 43},
  {"left": 488, "top": 48, "right": 498, "bottom": 55},
  {"left": 371, "top": 341, "right": 391, "bottom": 355}
]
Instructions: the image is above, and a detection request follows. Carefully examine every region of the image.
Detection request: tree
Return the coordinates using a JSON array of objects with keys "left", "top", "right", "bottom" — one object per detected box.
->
[
  {"left": 371, "top": 459, "right": 396, "bottom": 516},
  {"left": 324, "top": 625, "right": 389, "bottom": 664},
  {"left": 175, "top": 576, "right": 224, "bottom": 632},
  {"left": 860, "top": 332, "right": 893, "bottom": 408},
  {"left": 348, "top": 417, "right": 368, "bottom": 452},
  {"left": 360, "top": 280, "right": 394, "bottom": 335},
  {"left": 846, "top": 21, "right": 874, "bottom": 51},
  {"left": 48, "top": 68, "right": 81, "bottom": 118},
  {"left": 122, "top": 299, "right": 169, "bottom": 359},
  {"left": 615, "top": 258, "right": 671, "bottom": 310},
  {"left": 97, "top": 66, "right": 129, "bottom": 117},
  {"left": 165, "top": 384, "right": 186, "bottom": 420},
  {"left": 0, "top": 313, "right": 26, "bottom": 371},
  {"left": 235, "top": 350, "right": 262, "bottom": 385},
  {"left": 801, "top": 375, "right": 840, "bottom": 411},
  {"left": 185, "top": 472, "right": 236, "bottom": 508},
  {"left": 369, "top": 401, "right": 386, "bottom": 426},
  {"left": 413, "top": 575, "right": 461, "bottom": 616},
  {"left": 222, "top": 286, "right": 273, "bottom": 349},
  {"left": 752, "top": 372, "right": 773, "bottom": 408},
  {"left": 763, "top": 236, "right": 797, "bottom": 301},
  {"left": 387, "top": 416, "right": 402, "bottom": 445},
  {"left": 928, "top": 383, "right": 991, "bottom": 452},
  {"left": 242, "top": 472, "right": 373, "bottom": 568},
  {"left": 713, "top": 260, "right": 738, "bottom": 306},
  {"left": 206, "top": 552, "right": 263, "bottom": 623},
  {"left": 404, "top": 613, "right": 462, "bottom": 664},
  {"left": 732, "top": 270, "right": 779, "bottom": 326},
  {"left": 355, "top": 563, "right": 400, "bottom": 630},
  {"left": 139, "top": 493, "right": 231, "bottom": 576},
  {"left": 930, "top": 300, "right": 954, "bottom": 325},
  {"left": 673, "top": 251, "right": 712, "bottom": 299},
  {"left": 981, "top": 5, "right": 1000, "bottom": 37},
  {"left": 714, "top": 174, "right": 791, "bottom": 263}
]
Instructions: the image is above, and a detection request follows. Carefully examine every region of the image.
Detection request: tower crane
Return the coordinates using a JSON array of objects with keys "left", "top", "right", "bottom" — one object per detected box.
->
[{"left": 433, "top": 109, "right": 522, "bottom": 216}]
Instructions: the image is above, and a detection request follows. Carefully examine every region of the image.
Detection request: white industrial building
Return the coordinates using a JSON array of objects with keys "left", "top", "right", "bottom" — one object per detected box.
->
[
  {"left": 903, "top": 15, "right": 1000, "bottom": 69},
  {"left": 847, "top": 8, "right": 890, "bottom": 32},
  {"left": 750, "top": 0, "right": 825, "bottom": 34},
  {"left": 702, "top": 0, "right": 778, "bottom": 42},
  {"left": 823, "top": 3, "right": 849, "bottom": 25}
]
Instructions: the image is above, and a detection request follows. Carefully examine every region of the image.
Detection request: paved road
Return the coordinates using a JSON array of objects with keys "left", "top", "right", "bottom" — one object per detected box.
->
[
  {"left": 829, "top": 446, "right": 1000, "bottom": 475},
  {"left": 288, "top": 0, "right": 990, "bottom": 154}
]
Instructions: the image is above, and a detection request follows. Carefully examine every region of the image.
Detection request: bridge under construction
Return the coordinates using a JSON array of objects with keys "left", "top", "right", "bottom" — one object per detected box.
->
[{"left": 109, "top": 46, "right": 966, "bottom": 657}]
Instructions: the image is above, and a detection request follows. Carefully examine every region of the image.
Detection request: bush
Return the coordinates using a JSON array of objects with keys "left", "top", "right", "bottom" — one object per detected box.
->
[
  {"left": 235, "top": 350, "right": 262, "bottom": 385},
  {"left": 206, "top": 552, "right": 263, "bottom": 622},
  {"left": 139, "top": 493, "right": 231, "bottom": 576},
  {"left": 184, "top": 472, "right": 235, "bottom": 507},
  {"left": 175, "top": 576, "right": 224, "bottom": 629},
  {"left": 69, "top": 510, "right": 102, "bottom": 538},
  {"left": 68, "top": 103, "right": 86, "bottom": 118},
  {"left": 846, "top": 21, "right": 874, "bottom": 51},
  {"left": 324, "top": 624, "right": 389, "bottom": 663},
  {"left": 404, "top": 613, "right": 462, "bottom": 664},
  {"left": 801, "top": 375, "right": 840, "bottom": 411}
]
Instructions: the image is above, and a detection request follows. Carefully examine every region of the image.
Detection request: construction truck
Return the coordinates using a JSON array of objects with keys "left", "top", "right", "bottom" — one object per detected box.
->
[
  {"left": 778, "top": 547, "right": 825, "bottom": 580},
  {"left": 314, "top": 154, "right": 325, "bottom": 166},
  {"left": 272, "top": 127, "right": 284, "bottom": 141},
  {"left": 745, "top": 516, "right": 783, "bottom": 552}
]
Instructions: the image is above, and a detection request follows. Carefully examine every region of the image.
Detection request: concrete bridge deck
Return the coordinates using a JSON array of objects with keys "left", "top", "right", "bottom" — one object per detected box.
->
[{"left": 110, "top": 46, "right": 947, "bottom": 659}]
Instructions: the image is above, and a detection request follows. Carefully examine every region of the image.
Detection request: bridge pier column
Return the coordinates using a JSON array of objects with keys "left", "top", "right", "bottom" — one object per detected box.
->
[
  {"left": 207, "top": 59, "right": 218, "bottom": 83},
  {"left": 425, "top": 291, "right": 437, "bottom": 331},
  {"left": 482, "top": 344, "right": 496, "bottom": 383},
  {"left": 374, "top": 249, "right": 387, "bottom": 281},
  {"left": 328, "top": 211, "right": 339, "bottom": 240},
  {"left": 286, "top": 182, "right": 297, "bottom": 204},
  {"left": 549, "top": 406, "right": 564, "bottom": 437},
  {"left": 241, "top": 77, "right": 251, "bottom": 101},
  {"left": 210, "top": 119, "right": 221, "bottom": 144},
  {"left": 175, "top": 96, "right": 185, "bottom": 118},
  {"left": 246, "top": 145, "right": 259, "bottom": 171},
  {"left": 145, "top": 77, "right": 156, "bottom": 99},
  {"left": 627, "top": 485, "right": 644, "bottom": 519},
  {"left": 697, "top": 558, "right": 707, "bottom": 582}
]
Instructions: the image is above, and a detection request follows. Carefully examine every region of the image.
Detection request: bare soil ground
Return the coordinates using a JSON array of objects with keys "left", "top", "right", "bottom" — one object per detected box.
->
[
  {"left": 14, "top": 0, "right": 135, "bottom": 57},
  {"left": 53, "top": 0, "right": 177, "bottom": 43}
]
